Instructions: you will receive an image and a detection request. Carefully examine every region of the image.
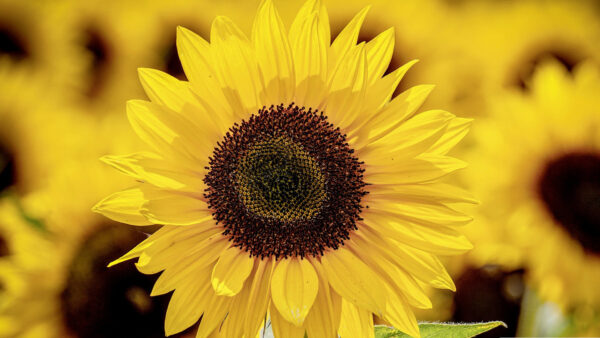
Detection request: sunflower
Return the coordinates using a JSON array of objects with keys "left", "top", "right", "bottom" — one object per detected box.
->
[
  {"left": 439, "top": 0, "right": 600, "bottom": 117},
  {"left": 463, "top": 60, "right": 600, "bottom": 333},
  {"left": 0, "top": 60, "right": 66, "bottom": 195},
  {"left": 0, "top": 0, "right": 84, "bottom": 92},
  {"left": 53, "top": 0, "right": 155, "bottom": 114},
  {"left": 94, "top": 0, "right": 474, "bottom": 337},
  {"left": 0, "top": 114, "right": 197, "bottom": 337}
]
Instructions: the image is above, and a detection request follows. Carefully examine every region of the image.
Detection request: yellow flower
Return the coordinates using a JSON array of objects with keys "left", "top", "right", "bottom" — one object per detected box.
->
[
  {"left": 0, "top": 0, "right": 83, "bottom": 91},
  {"left": 94, "top": 0, "right": 474, "bottom": 337},
  {"left": 464, "top": 60, "right": 600, "bottom": 317},
  {"left": 0, "top": 139, "right": 189, "bottom": 337},
  {"left": 440, "top": 0, "right": 600, "bottom": 117},
  {"left": 0, "top": 60, "right": 66, "bottom": 194}
]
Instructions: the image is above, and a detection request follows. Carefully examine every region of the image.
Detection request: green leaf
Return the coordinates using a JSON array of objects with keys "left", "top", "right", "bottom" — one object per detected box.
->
[{"left": 375, "top": 321, "right": 507, "bottom": 338}]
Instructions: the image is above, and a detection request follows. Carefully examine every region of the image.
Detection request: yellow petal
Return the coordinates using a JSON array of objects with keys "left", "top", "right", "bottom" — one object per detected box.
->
[
  {"left": 320, "top": 247, "right": 386, "bottom": 316},
  {"left": 369, "top": 199, "right": 472, "bottom": 227},
  {"left": 270, "top": 304, "right": 305, "bottom": 338},
  {"left": 365, "top": 27, "right": 395, "bottom": 86},
  {"left": 289, "top": 0, "right": 330, "bottom": 51},
  {"left": 127, "top": 100, "right": 178, "bottom": 156},
  {"left": 271, "top": 257, "right": 319, "bottom": 326},
  {"left": 359, "top": 227, "right": 456, "bottom": 291},
  {"left": 289, "top": 0, "right": 329, "bottom": 108},
  {"left": 368, "top": 182, "right": 478, "bottom": 205},
  {"left": 349, "top": 234, "right": 432, "bottom": 309},
  {"left": 137, "top": 228, "right": 223, "bottom": 275},
  {"left": 326, "top": 43, "right": 368, "bottom": 130},
  {"left": 348, "top": 60, "right": 418, "bottom": 135},
  {"left": 108, "top": 225, "right": 189, "bottom": 268},
  {"left": 243, "top": 259, "right": 275, "bottom": 336},
  {"left": 365, "top": 60, "right": 417, "bottom": 111},
  {"left": 363, "top": 214, "right": 473, "bottom": 255},
  {"left": 151, "top": 236, "right": 230, "bottom": 296},
  {"left": 92, "top": 187, "right": 152, "bottom": 226},
  {"left": 328, "top": 6, "right": 370, "bottom": 74},
  {"left": 176, "top": 26, "right": 215, "bottom": 84},
  {"left": 362, "top": 110, "right": 454, "bottom": 161},
  {"left": 395, "top": 246, "right": 456, "bottom": 291},
  {"left": 304, "top": 259, "right": 342, "bottom": 338},
  {"left": 365, "top": 155, "right": 467, "bottom": 185},
  {"left": 384, "top": 292, "right": 420, "bottom": 338},
  {"left": 164, "top": 265, "right": 212, "bottom": 335},
  {"left": 219, "top": 267, "right": 256, "bottom": 338},
  {"left": 211, "top": 246, "right": 255, "bottom": 296},
  {"left": 101, "top": 152, "right": 204, "bottom": 192},
  {"left": 358, "top": 83, "right": 434, "bottom": 146},
  {"left": 176, "top": 26, "right": 236, "bottom": 121},
  {"left": 127, "top": 100, "right": 212, "bottom": 166},
  {"left": 195, "top": 291, "right": 233, "bottom": 338},
  {"left": 252, "top": 0, "right": 295, "bottom": 104},
  {"left": 338, "top": 299, "right": 374, "bottom": 338},
  {"left": 211, "top": 16, "right": 264, "bottom": 114},
  {"left": 107, "top": 227, "right": 164, "bottom": 267},
  {"left": 427, "top": 117, "right": 473, "bottom": 155},
  {"left": 138, "top": 68, "right": 196, "bottom": 112},
  {"left": 141, "top": 188, "right": 211, "bottom": 226}
]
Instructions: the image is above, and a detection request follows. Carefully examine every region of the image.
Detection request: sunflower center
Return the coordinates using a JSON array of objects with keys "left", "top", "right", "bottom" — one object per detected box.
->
[
  {"left": 204, "top": 104, "right": 366, "bottom": 259},
  {"left": 538, "top": 153, "right": 600, "bottom": 255},
  {"left": 61, "top": 224, "right": 172, "bottom": 338},
  {"left": 236, "top": 135, "right": 326, "bottom": 222}
]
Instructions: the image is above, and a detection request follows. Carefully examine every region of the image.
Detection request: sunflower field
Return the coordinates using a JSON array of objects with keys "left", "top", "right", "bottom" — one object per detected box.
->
[{"left": 1, "top": 0, "right": 599, "bottom": 337}]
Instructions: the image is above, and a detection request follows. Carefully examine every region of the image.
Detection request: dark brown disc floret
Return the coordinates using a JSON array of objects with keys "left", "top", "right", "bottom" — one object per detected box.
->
[{"left": 204, "top": 104, "right": 367, "bottom": 259}]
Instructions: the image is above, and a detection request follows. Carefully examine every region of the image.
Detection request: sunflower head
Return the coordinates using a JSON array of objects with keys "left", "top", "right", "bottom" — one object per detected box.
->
[
  {"left": 205, "top": 103, "right": 367, "bottom": 259},
  {"left": 463, "top": 59, "right": 600, "bottom": 313},
  {"left": 94, "top": 0, "right": 474, "bottom": 337}
]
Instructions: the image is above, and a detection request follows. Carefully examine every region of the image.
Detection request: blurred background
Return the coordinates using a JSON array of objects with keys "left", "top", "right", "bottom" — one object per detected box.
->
[{"left": 1, "top": 0, "right": 600, "bottom": 337}]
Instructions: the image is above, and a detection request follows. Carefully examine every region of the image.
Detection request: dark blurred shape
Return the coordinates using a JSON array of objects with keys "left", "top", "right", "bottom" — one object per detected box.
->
[
  {"left": 0, "top": 233, "right": 9, "bottom": 257},
  {"left": 0, "top": 25, "right": 28, "bottom": 59},
  {"left": 84, "top": 27, "right": 111, "bottom": 98},
  {"left": 0, "top": 141, "right": 16, "bottom": 193},
  {"left": 452, "top": 265, "right": 524, "bottom": 338},
  {"left": 513, "top": 48, "right": 581, "bottom": 90},
  {"left": 538, "top": 153, "right": 600, "bottom": 255},
  {"left": 163, "top": 35, "right": 187, "bottom": 81},
  {"left": 61, "top": 223, "right": 181, "bottom": 338}
]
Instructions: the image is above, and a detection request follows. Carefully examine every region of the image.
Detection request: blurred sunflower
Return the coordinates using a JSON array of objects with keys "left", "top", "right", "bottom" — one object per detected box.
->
[
  {"left": 0, "top": 141, "right": 197, "bottom": 337},
  {"left": 0, "top": 0, "right": 83, "bottom": 91},
  {"left": 464, "top": 60, "right": 600, "bottom": 332},
  {"left": 60, "top": 0, "right": 154, "bottom": 114},
  {"left": 94, "top": 0, "right": 474, "bottom": 337},
  {"left": 0, "top": 61, "right": 62, "bottom": 194},
  {"left": 423, "top": 0, "right": 600, "bottom": 117}
]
